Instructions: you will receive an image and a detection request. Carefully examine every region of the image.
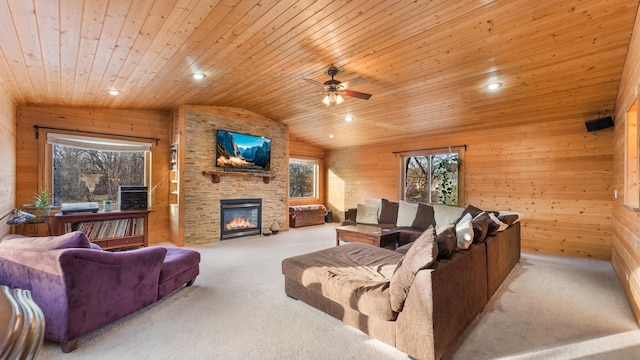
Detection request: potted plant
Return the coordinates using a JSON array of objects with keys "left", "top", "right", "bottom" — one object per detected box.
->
[{"left": 23, "top": 189, "right": 53, "bottom": 224}]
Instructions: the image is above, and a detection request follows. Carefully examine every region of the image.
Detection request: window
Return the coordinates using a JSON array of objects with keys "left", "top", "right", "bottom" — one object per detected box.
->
[
  {"left": 625, "top": 100, "right": 639, "bottom": 209},
  {"left": 289, "top": 158, "right": 318, "bottom": 198},
  {"left": 47, "top": 133, "right": 151, "bottom": 208},
  {"left": 400, "top": 148, "right": 463, "bottom": 206}
]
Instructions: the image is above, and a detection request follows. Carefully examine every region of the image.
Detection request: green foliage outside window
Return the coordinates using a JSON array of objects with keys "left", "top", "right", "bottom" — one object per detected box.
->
[{"left": 405, "top": 153, "right": 461, "bottom": 205}]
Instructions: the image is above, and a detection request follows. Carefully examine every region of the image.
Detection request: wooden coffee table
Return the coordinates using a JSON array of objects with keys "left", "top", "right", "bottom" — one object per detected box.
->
[{"left": 335, "top": 224, "right": 400, "bottom": 248}]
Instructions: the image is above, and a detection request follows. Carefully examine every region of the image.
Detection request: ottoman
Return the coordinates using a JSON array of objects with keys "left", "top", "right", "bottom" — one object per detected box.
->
[{"left": 158, "top": 248, "right": 201, "bottom": 299}]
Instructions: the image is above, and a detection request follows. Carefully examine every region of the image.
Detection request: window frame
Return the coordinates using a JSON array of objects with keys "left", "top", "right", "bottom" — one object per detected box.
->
[
  {"left": 288, "top": 157, "right": 320, "bottom": 201},
  {"left": 397, "top": 146, "right": 465, "bottom": 206},
  {"left": 39, "top": 130, "right": 152, "bottom": 209}
]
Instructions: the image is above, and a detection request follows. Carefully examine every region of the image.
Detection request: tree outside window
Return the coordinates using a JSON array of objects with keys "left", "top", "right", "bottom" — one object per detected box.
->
[
  {"left": 289, "top": 159, "right": 318, "bottom": 198},
  {"left": 404, "top": 152, "right": 461, "bottom": 205},
  {"left": 52, "top": 144, "right": 146, "bottom": 207}
]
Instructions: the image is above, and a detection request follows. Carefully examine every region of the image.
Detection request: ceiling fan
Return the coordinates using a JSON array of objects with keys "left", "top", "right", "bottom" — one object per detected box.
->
[{"left": 304, "top": 66, "right": 372, "bottom": 105}]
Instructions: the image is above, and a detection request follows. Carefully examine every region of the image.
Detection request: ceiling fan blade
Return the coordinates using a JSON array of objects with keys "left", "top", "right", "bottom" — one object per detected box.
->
[
  {"left": 304, "top": 79, "right": 324, "bottom": 87},
  {"left": 343, "top": 89, "right": 372, "bottom": 100},
  {"left": 340, "top": 76, "right": 367, "bottom": 89}
]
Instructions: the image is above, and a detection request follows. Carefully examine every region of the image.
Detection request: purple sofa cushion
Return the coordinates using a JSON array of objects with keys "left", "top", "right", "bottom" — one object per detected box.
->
[
  {"left": 158, "top": 248, "right": 201, "bottom": 299},
  {"left": 159, "top": 248, "right": 201, "bottom": 283},
  {"left": 0, "top": 231, "right": 91, "bottom": 251}
]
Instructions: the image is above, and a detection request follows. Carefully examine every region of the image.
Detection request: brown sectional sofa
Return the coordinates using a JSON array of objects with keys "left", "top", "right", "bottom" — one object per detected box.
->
[{"left": 282, "top": 202, "right": 521, "bottom": 360}]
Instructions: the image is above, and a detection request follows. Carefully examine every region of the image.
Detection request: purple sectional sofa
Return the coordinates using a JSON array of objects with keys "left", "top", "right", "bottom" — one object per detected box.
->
[{"left": 0, "top": 231, "right": 200, "bottom": 352}]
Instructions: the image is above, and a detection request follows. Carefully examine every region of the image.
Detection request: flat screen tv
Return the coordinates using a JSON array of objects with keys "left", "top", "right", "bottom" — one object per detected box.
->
[{"left": 216, "top": 129, "right": 271, "bottom": 172}]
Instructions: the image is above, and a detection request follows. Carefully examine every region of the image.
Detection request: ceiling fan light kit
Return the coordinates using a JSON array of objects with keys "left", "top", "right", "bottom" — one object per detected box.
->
[{"left": 305, "top": 66, "right": 372, "bottom": 106}]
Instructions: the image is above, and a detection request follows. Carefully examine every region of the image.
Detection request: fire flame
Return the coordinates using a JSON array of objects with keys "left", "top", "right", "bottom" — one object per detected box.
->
[{"left": 225, "top": 216, "right": 255, "bottom": 230}]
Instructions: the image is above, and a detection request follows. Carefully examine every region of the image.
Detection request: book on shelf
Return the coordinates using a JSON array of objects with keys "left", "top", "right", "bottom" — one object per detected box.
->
[{"left": 66, "top": 217, "right": 145, "bottom": 240}]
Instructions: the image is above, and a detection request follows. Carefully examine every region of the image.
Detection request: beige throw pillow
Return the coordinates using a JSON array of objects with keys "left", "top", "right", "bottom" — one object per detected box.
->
[
  {"left": 396, "top": 200, "right": 419, "bottom": 227},
  {"left": 433, "top": 204, "right": 465, "bottom": 228},
  {"left": 389, "top": 226, "right": 438, "bottom": 312},
  {"left": 356, "top": 203, "right": 379, "bottom": 224},
  {"left": 364, "top": 198, "right": 382, "bottom": 220},
  {"left": 455, "top": 213, "right": 474, "bottom": 250}
]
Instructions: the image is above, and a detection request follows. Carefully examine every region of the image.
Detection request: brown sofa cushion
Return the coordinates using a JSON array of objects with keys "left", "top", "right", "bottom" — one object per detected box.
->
[
  {"left": 379, "top": 199, "right": 399, "bottom": 224},
  {"left": 456, "top": 204, "right": 484, "bottom": 223},
  {"left": 411, "top": 203, "right": 436, "bottom": 230},
  {"left": 389, "top": 226, "right": 438, "bottom": 312},
  {"left": 436, "top": 224, "right": 457, "bottom": 259},
  {"left": 281, "top": 243, "right": 403, "bottom": 321},
  {"left": 396, "top": 224, "right": 456, "bottom": 260},
  {"left": 471, "top": 212, "right": 491, "bottom": 243}
]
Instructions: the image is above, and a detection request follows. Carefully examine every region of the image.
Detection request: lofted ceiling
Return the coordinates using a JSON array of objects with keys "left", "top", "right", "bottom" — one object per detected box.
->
[{"left": 0, "top": 0, "right": 638, "bottom": 149}]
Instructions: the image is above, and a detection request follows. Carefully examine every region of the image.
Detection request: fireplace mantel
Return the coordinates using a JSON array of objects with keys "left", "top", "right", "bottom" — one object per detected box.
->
[{"left": 202, "top": 169, "right": 276, "bottom": 184}]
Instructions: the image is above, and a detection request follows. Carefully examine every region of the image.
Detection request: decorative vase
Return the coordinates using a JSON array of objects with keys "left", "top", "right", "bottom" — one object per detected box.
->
[{"left": 271, "top": 220, "right": 280, "bottom": 234}]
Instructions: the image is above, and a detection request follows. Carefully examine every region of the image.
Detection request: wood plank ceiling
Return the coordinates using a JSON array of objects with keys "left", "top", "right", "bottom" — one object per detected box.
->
[{"left": 0, "top": 0, "right": 637, "bottom": 149}]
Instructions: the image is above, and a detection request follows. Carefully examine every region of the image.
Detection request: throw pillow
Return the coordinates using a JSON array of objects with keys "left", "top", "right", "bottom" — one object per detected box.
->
[
  {"left": 456, "top": 204, "right": 484, "bottom": 222},
  {"left": 471, "top": 212, "right": 491, "bottom": 243},
  {"left": 389, "top": 226, "right": 438, "bottom": 312},
  {"left": 0, "top": 231, "right": 91, "bottom": 251},
  {"left": 433, "top": 204, "right": 465, "bottom": 228},
  {"left": 498, "top": 211, "right": 522, "bottom": 225},
  {"left": 436, "top": 223, "right": 457, "bottom": 259},
  {"left": 411, "top": 203, "right": 436, "bottom": 231},
  {"left": 364, "top": 198, "right": 382, "bottom": 220},
  {"left": 488, "top": 212, "right": 509, "bottom": 233},
  {"left": 455, "top": 213, "right": 474, "bottom": 250},
  {"left": 356, "top": 203, "right": 379, "bottom": 224},
  {"left": 379, "top": 199, "right": 399, "bottom": 224},
  {"left": 396, "top": 201, "right": 419, "bottom": 227}
]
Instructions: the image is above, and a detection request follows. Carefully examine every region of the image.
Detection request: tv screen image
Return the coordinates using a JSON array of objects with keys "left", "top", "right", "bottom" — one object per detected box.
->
[{"left": 216, "top": 130, "right": 271, "bottom": 171}]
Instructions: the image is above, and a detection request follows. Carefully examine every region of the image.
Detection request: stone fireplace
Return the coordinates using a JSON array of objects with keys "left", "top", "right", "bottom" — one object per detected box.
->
[
  {"left": 220, "top": 198, "right": 262, "bottom": 240},
  {"left": 179, "top": 106, "right": 287, "bottom": 246}
]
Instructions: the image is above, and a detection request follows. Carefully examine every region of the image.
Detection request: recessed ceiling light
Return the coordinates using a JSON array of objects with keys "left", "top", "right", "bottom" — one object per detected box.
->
[
  {"left": 191, "top": 73, "right": 206, "bottom": 80},
  {"left": 106, "top": 89, "right": 121, "bottom": 96},
  {"left": 485, "top": 82, "right": 502, "bottom": 91},
  {"left": 345, "top": 116, "right": 353, "bottom": 122},
  {"left": 329, "top": 134, "right": 334, "bottom": 138}
]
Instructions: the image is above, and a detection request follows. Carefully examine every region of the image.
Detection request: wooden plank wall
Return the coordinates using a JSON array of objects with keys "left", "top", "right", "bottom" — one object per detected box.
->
[
  {"left": 15, "top": 106, "right": 172, "bottom": 245},
  {"left": 0, "top": 84, "right": 16, "bottom": 237},
  {"left": 612, "top": 8, "right": 640, "bottom": 324},
  {"left": 325, "top": 118, "right": 613, "bottom": 260},
  {"left": 288, "top": 137, "right": 326, "bottom": 207}
]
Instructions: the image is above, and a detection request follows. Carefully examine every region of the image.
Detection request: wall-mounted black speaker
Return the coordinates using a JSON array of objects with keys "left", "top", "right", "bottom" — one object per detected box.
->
[{"left": 585, "top": 116, "right": 614, "bottom": 132}]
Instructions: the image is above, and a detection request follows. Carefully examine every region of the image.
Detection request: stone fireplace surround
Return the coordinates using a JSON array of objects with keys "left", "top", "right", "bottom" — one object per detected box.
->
[{"left": 181, "top": 106, "right": 288, "bottom": 246}]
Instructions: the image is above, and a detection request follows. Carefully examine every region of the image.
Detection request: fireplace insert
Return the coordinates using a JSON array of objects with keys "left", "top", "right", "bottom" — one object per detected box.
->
[{"left": 220, "top": 199, "right": 262, "bottom": 239}]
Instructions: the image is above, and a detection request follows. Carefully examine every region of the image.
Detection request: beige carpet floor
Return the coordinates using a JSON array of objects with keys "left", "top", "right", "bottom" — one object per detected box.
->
[{"left": 38, "top": 223, "right": 640, "bottom": 360}]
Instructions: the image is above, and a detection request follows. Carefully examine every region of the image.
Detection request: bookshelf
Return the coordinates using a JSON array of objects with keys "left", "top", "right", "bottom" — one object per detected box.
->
[
  {"left": 56, "top": 210, "right": 150, "bottom": 250},
  {"left": 170, "top": 144, "right": 178, "bottom": 205}
]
